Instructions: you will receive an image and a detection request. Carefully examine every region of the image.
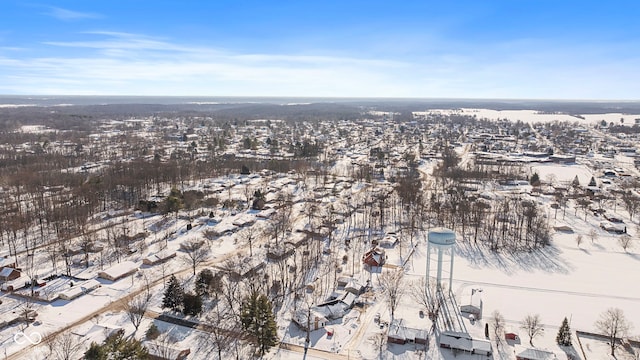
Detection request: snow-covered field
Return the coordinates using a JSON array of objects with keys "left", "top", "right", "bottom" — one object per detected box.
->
[{"left": 420, "top": 108, "right": 640, "bottom": 126}]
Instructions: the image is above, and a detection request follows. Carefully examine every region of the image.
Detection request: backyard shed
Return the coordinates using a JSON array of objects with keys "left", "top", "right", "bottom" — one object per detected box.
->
[{"left": 0, "top": 267, "right": 21, "bottom": 282}]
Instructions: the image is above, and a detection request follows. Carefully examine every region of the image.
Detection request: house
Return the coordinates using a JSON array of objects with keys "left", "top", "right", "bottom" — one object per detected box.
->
[
  {"left": 98, "top": 261, "right": 138, "bottom": 281},
  {"left": 516, "top": 348, "right": 557, "bottom": 360},
  {"left": 142, "top": 252, "right": 177, "bottom": 266},
  {"left": 73, "top": 323, "right": 123, "bottom": 339},
  {"left": 439, "top": 331, "right": 473, "bottom": 352},
  {"left": 0, "top": 267, "right": 21, "bottom": 282},
  {"left": 344, "top": 278, "right": 365, "bottom": 295},
  {"left": 224, "top": 257, "right": 265, "bottom": 280},
  {"left": 387, "top": 319, "right": 428, "bottom": 345},
  {"left": 232, "top": 214, "right": 256, "bottom": 227},
  {"left": 0, "top": 258, "right": 16, "bottom": 269},
  {"left": 256, "top": 207, "right": 275, "bottom": 219},
  {"left": 292, "top": 308, "right": 328, "bottom": 331},
  {"left": 312, "top": 291, "right": 357, "bottom": 320},
  {"left": 145, "top": 342, "right": 191, "bottom": 360},
  {"left": 362, "top": 247, "right": 385, "bottom": 267},
  {"left": 439, "top": 331, "right": 492, "bottom": 356},
  {"left": 379, "top": 233, "right": 398, "bottom": 248},
  {"left": 549, "top": 154, "right": 576, "bottom": 163},
  {"left": 470, "top": 338, "right": 492, "bottom": 355},
  {"left": 58, "top": 279, "right": 101, "bottom": 300},
  {"left": 336, "top": 276, "right": 365, "bottom": 295},
  {"left": 266, "top": 244, "right": 295, "bottom": 261}
]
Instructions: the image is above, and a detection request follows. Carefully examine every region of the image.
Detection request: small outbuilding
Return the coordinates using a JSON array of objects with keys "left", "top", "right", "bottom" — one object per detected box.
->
[
  {"left": 0, "top": 267, "right": 21, "bottom": 282},
  {"left": 98, "top": 261, "right": 138, "bottom": 281},
  {"left": 504, "top": 327, "right": 520, "bottom": 341},
  {"left": 460, "top": 289, "right": 483, "bottom": 320}
]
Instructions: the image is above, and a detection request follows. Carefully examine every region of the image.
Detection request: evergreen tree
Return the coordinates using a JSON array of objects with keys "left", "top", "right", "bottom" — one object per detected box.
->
[
  {"left": 145, "top": 324, "right": 160, "bottom": 340},
  {"left": 241, "top": 292, "right": 278, "bottom": 356},
  {"left": 252, "top": 190, "right": 266, "bottom": 210},
  {"left": 556, "top": 317, "right": 572, "bottom": 346},
  {"left": 572, "top": 175, "right": 580, "bottom": 187},
  {"left": 162, "top": 275, "right": 184, "bottom": 312},
  {"left": 84, "top": 331, "right": 149, "bottom": 359},
  {"left": 183, "top": 292, "right": 203, "bottom": 316},
  {"left": 530, "top": 173, "right": 541, "bottom": 186},
  {"left": 195, "top": 269, "right": 214, "bottom": 298},
  {"left": 84, "top": 342, "right": 104, "bottom": 359}
]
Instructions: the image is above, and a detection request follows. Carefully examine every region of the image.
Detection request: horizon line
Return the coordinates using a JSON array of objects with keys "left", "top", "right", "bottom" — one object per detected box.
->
[{"left": 1, "top": 94, "right": 640, "bottom": 103}]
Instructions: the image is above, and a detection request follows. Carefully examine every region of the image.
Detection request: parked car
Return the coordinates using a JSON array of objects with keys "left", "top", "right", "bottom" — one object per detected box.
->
[{"left": 600, "top": 221, "right": 626, "bottom": 234}]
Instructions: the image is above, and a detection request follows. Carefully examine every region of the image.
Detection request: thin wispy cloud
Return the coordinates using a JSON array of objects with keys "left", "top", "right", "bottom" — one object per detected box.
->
[
  {"left": 45, "top": 31, "right": 180, "bottom": 50},
  {"left": 46, "top": 6, "right": 100, "bottom": 21},
  {"left": 1, "top": 31, "right": 638, "bottom": 98}
]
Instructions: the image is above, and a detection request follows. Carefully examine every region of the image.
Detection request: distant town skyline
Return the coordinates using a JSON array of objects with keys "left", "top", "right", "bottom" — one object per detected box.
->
[{"left": 1, "top": 1, "right": 639, "bottom": 99}]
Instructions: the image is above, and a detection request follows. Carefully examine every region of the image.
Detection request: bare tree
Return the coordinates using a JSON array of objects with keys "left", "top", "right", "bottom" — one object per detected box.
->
[
  {"left": 491, "top": 310, "right": 506, "bottom": 348},
  {"left": 369, "top": 331, "right": 387, "bottom": 360},
  {"left": 239, "top": 226, "right": 258, "bottom": 257},
  {"left": 520, "top": 314, "right": 544, "bottom": 346},
  {"left": 181, "top": 239, "right": 210, "bottom": 275},
  {"left": 595, "top": 308, "right": 632, "bottom": 357},
  {"left": 79, "top": 231, "right": 95, "bottom": 268},
  {"left": 123, "top": 292, "right": 152, "bottom": 333},
  {"left": 46, "top": 330, "right": 84, "bottom": 360},
  {"left": 575, "top": 235, "right": 583, "bottom": 248},
  {"left": 619, "top": 235, "right": 633, "bottom": 252},
  {"left": 588, "top": 228, "right": 598, "bottom": 244},
  {"left": 622, "top": 191, "right": 640, "bottom": 221},
  {"left": 18, "top": 297, "right": 36, "bottom": 331},
  {"left": 409, "top": 278, "right": 444, "bottom": 325},
  {"left": 200, "top": 311, "right": 237, "bottom": 360},
  {"left": 146, "top": 332, "right": 182, "bottom": 360},
  {"left": 378, "top": 269, "right": 404, "bottom": 321}
]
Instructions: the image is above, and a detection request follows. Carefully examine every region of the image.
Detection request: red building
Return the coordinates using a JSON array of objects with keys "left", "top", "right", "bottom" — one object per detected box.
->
[{"left": 362, "top": 247, "right": 385, "bottom": 267}]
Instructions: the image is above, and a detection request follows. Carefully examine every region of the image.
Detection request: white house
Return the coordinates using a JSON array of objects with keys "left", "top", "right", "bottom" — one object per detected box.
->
[
  {"left": 516, "top": 348, "right": 557, "bottom": 360},
  {"left": 439, "top": 331, "right": 492, "bottom": 356},
  {"left": 98, "top": 261, "right": 138, "bottom": 281},
  {"left": 59, "top": 279, "right": 101, "bottom": 300},
  {"left": 292, "top": 308, "right": 328, "bottom": 331}
]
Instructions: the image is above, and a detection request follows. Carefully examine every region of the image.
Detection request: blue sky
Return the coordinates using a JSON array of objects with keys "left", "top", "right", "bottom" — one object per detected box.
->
[{"left": 0, "top": 1, "right": 639, "bottom": 99}]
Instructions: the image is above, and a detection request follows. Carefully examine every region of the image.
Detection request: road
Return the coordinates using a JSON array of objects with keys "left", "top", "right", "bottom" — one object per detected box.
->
[{"left": 279, "top": 342, "right": 355, "bottom": 360}]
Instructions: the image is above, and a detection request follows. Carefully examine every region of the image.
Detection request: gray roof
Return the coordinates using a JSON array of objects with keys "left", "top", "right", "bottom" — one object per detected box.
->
[{"left": 517, "top": 348, "right": 556, "bottom": 360}]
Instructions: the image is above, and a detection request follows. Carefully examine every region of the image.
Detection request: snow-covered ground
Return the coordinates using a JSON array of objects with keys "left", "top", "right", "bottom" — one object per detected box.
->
[{"left": 2, "top": 120, "right": 640, "bottom": 359}]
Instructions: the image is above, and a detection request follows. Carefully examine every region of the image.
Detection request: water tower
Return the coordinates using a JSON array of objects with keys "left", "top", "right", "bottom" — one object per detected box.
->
[{"left": 426, "top": 227, "right": 456, "bottom": 291}]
